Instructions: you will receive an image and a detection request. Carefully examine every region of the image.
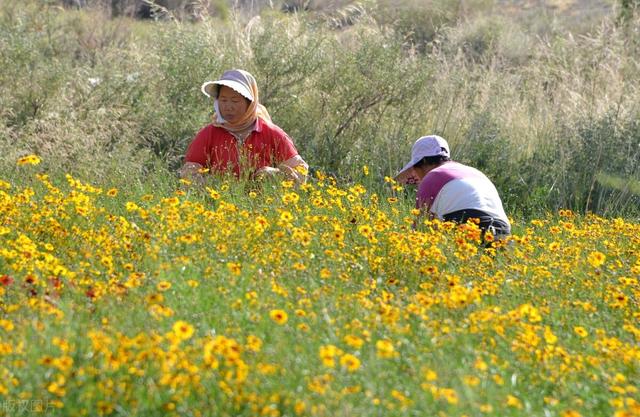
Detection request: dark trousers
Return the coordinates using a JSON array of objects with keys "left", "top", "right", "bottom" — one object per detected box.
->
[{"left": 443, "top": 209, "right": 511, "bottom": 243}]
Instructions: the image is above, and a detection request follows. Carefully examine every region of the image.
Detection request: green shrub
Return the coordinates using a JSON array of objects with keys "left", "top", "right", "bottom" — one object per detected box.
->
[
  {"left": 290, "top": 25, "right": 429, "bottom": 178},
  {"left": 558, "top": 112, "right": 640, "bottom": 215},
  {"left": 368, "top": 0, "right": 494, "bottom": 51}
]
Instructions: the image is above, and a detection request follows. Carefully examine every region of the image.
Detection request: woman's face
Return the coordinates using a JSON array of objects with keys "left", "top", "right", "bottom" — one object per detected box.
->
[{"left": 218, "top": 86, "right": 250, "bottom": 123}]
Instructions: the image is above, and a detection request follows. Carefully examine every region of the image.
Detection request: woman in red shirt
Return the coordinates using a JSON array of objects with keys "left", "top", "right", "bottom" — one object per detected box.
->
[{"left": 180, "top": 69, "right": 308, "bottom": 184}]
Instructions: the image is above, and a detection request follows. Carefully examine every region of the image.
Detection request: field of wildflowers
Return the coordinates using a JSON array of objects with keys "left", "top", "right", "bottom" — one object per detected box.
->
[{"left": 0, "top": 156, "right": 638, "bottom": 416}]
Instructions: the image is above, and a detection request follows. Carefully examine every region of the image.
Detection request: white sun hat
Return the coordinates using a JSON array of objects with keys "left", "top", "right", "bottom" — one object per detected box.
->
[
  {"left": 396, "top": 135, "right": 450, "bottom": 182},
  {"left": 201, "top": 69, "right": 255, "bottom": 101}
]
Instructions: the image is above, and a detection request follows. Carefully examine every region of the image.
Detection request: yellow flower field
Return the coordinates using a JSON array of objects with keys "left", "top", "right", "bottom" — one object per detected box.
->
[{"left": 0, "top": 160, "right": 638, "bottom": 417}]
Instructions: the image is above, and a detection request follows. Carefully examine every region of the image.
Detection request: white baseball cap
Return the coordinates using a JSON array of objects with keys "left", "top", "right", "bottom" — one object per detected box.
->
[
  {"left": 396, "top": 135, "right": 450, "bottom": 180},
  {"left": 201, "top": 69, "right": 255, "bottom": 101}
]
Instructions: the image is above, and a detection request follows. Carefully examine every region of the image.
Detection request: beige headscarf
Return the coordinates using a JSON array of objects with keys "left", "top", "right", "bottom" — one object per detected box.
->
[{"left": 201, "top": 69, "right": 271, "bottom": 134}]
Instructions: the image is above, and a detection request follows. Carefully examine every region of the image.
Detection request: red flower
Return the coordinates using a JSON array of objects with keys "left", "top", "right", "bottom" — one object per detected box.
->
[{"left": 0, "top": 275, "right": 14, "bottom": 286}]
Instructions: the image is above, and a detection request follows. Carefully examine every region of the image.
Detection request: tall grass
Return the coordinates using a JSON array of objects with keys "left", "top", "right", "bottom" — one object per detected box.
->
[{"left": 1, "top": 0, "right": 639, "bottom": 216}]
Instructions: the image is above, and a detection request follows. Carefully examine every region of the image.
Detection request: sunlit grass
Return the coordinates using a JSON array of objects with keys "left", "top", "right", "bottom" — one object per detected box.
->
[{"left": 597, "top": 172, "right": 640, "bottom": 196}]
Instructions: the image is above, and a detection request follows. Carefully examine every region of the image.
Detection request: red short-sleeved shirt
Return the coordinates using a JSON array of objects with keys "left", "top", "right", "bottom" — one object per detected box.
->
[{"left": 184, "top": 118, "right": 299, "bottom": 176}]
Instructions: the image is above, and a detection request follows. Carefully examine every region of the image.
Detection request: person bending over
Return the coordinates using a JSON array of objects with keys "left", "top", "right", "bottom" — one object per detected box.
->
[{"left": 396, "top": 135, "right": 510, "bottom": 242}]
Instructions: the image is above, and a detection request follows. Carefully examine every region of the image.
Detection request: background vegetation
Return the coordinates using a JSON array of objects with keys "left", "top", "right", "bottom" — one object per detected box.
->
[{"left": 1, "top": 0, "right": 639, "bottom": 217}]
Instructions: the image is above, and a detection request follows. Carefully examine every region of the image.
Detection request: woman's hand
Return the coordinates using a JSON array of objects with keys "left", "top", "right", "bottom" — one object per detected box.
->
[
  {"left": 179, "top": 162, "right": 206, "bottom": 186},
  {"left": 255, "top": 165, "right": 305, "bottom": 184},
  {"left": 254, "top": 166, "right": 281, "bottom": 180},
  {"left": 278, "top": 164, "right": 300, "bottom": 181}
]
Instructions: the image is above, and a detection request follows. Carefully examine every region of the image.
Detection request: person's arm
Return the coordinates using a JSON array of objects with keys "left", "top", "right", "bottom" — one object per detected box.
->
[
  {"left": 180, "top": 161, "right": 205, "bottom": 179},
  {"left": 278, "top": 155, "right": 309, "bottom": 184},
  {"left": 255, "top": 156, "right": 308, "bottom": 184},
  {"left": 255, "top": 128, "right": 308, "bottom": 184},
  {"left": 180, "top": 127, "right": 211, "bottom": 184},
  {"left": 413, "top": 176, "right": 438, "bottom": 228}
]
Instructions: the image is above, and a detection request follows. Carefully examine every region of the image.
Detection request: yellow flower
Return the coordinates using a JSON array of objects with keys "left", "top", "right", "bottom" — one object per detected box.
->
[
  {"left": 474, "top": 358, "right": 488, "bottom": 371},
  {"left": 269, "top": 309, "right": 288, "bottom": 325},
  {"left": 52, "top": 355, "right": 74, "bottom": 371},
  {"left": 172, "top": 320, "right": 194, "bottom": 340},
  {"left": 145, "top": 293, "right": 164, "bottom": 304},
  {"left": 294, "top": 401, "right": 306, "bottom": 415},
  {"left": 97, "top": 401, "right": 114, "bottom": 415},
  {"left": 462, "top": 375, "right": 480, "bottom": 386},
  {"left": 358, "top": 224, "right": 373, "bottom": 237},
  {"left": 308, "top": 374, "right": 332, "bottom": 395},
  {"left": 206, "top": 187, "right": 220, "bottom": 200},
  {"left": 343, "top": 334, "right": 364, "bottom": 349},
  {"left": 441, "top": 388, "right": 458, "bottom": 405},
  {"left": 227, "top": 262, "right": 242, "bottom": 276},
  {"left": 294, "top": 164, "right": 308, "bottom": 175},
  {"left": 506, "top": 394, "right": 523, "bottom": 409},
  {"left": 256, "top": 362, "right": 277, "bottom": 375},
  {"left": 320, "top": 344, "right": 343, "bottom": 365},
  {"left": 156, "top": 281, "right": 171, "bottom": 291},
  {"left": 587, "top": 251, "right": 606, "bottom": 268},
  {"left": 0, "top": 319, "right": 14, "bottom": 331},
  {"left": 279, "top": 210, "right": 294, "bottom": 222},
  {"left": 178, "top": 234, "right": 199, "bottom": 244},
  {"left": 17, "top": 154, "right": 41, "bottom": 165},
  {"left": 423, "top": 368, "right": 438, "bottom": 381},
  {"left": 492, "top": 374, "right": 504, "bottom": 385},
  {"left": 574, "top": 326, "right": 588, "bottom": 338},
  {"left": 339, "top": 353, "right": 361, "bottom": 372},
  {"left": 544, "top": 396, "right": 559, "bottom": 406},
  {"left": 375, "top": 339, "right": 397, "bottom": 359},
  {"left": 246, "top": 335, "right": 262, "bottom": 352},
  {"left": 282, "top": 191, "right": 300, "bottom": 205},
  {"left": 106, "top": 188, "right": 118, "bottom": 197},
  {"left": 544, "top": 326, "right": 558, "bottom": 344},
  {"left": 47, "top": 379, "right": 66, "bottom": 397}
]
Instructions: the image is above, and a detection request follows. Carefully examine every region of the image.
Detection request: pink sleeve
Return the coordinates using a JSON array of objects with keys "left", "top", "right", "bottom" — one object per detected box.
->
[
  {"left": 417, "top": 170, "right": 452, "bottom": 211},
  {"left": 416, "top": 179, "right": 436, "bottom": 211}
]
